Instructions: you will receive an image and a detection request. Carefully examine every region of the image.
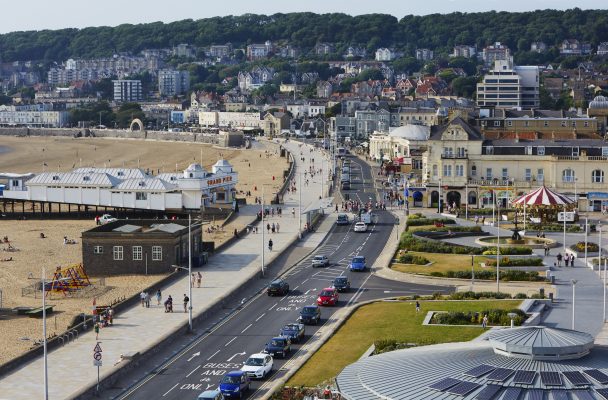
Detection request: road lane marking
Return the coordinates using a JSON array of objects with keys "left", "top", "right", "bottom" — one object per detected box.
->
[
  {"left": 255, "top": 313, "right": 266, "bottom": 322},
  {"left": 224, "top": 336, "right": 237, "bottom": 347},
  {"left": 207, "top": 350, "right": 220, "bottom": 361},
  {"left": 162, "top": 383, "right": 179, "bottom": 397},
  {"left": 186, "top": 365, "right": 201, "bottom": 378},
  {"left": 302, "top": 278, "right": 309, "bottom": 284},
  {"left": 268, "top": 302, "right": 277, "bottom": 310},
  {"left": 241, "top": 323, "right": 252, "bottom": 333}
]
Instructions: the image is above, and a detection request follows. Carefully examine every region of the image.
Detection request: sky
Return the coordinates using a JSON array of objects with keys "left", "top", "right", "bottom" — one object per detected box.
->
[{"left": 0, "top": 0, "right": 604, "bottom": 34}]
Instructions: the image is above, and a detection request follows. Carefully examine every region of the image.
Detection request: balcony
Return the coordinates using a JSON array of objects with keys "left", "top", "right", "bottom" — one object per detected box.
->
[
  {"left": 441, "top": 153, "right": 468, "bottom": 159},
  {"left": 467, "top": 179, "right": 532, "bottom": 188}
]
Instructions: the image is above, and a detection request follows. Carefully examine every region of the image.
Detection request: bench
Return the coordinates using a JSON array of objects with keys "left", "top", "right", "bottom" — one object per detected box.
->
[{"left": 25, "top": 305, "right": 54, "bottom": 318}]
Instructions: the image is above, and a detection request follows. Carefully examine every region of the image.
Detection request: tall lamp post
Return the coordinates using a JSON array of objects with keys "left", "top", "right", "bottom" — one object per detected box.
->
[
  {"left": 496, "top": 192, "right": 501, "bottom": 293},
  {"left": 42, "top": 267, "right": 49, "bottom": 400},
  {"left": 584, "top": 217, "right": 588, "bottom": 267},
  {"left": 187, "top": 214, "right": 192, "bottom": 332},
  {"left": 563, "top": 205, "right": 567, "bottom": 253},
  {"left": 572, "top": 279, "right": 578, "bottom": 330}
]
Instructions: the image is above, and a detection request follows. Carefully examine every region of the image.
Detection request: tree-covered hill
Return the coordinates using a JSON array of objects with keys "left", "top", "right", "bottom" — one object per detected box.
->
[{"left": 0, "top": 9, "right": 606, "bottom": 62}]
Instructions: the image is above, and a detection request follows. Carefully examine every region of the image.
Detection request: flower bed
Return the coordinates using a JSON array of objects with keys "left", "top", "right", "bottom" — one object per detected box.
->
[
  {"left": 407, "top": 217, "right": 456, "bottom": 227},
  {"left": 429, "top": 269, "right": 544, "bottom": 281},
  {"left": 399, "top": 232, "right": 532, "bottom": 255},
  {"left": 485, "top": 257, "right": 544, "bottom": 267},
  {"left": 570, "top": 241, "right": 599, "bottom": 252},
  {"left": 430, "top": 308, "right": 526, "bottom": 326},
  {"left": 530, "top": 223, "right": 581, "bottom": 233},
  {"left": 397, "top": 254, "right": 430, "bottom": 265},
  {"left": 482, "top": 246, "right": 533, "bottom": 255}
]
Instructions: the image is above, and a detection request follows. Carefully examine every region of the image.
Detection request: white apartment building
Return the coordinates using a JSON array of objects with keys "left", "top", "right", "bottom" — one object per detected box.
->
[
  {"left": 482, "top": 42, "right": 511, "bottom": 66},
  {"left": 476, "top": 60, "right": 539, "bottom": 109},
  {"left": 113, "top": 80, "right": 143, "bottom": 103},
  {"left": 416, "top": 48, "right": 434, "bottom": 61},
  {"left": 452, "top": 45, "right": 476, "bottom": 58},
  {"left": 158, "top": 70, "right": 190, "bottom": 97},
  {"left": 375, "top": 48, "right": 396, "bottom": 61},
  {"left": 285, "top": 104, "right": 326, "bottom": 118},
  {"left": 0, "top": 104, "right": 69, "bottom": 127},
  {"left": 198, "top": 111, "right": 263, "bottom": 129}
]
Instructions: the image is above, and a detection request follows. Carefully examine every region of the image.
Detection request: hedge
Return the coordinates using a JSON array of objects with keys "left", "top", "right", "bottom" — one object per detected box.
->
[
  {"left": 400, "top": 232, "right": 532, "bottom": 256},
  {"left": 407, "top": 217, "right": 457, "bottom": 227},
  {"left": 485, "top": 257, "right": 544, "bottom": 267},
  {"left": 431, "top": 308, "right": 526, "bottom": 326},
  {"left": 398, "top": 254, "right": 430, "bottom": 265},
  {"left": 482, "top": 246, "right": 533, "bottom": 255},
  {"left": 430, "top": 269, "right": 543, "bottom": 281},
  {"left": 530, "top": 223, "right": 581, "bottom": 232}
]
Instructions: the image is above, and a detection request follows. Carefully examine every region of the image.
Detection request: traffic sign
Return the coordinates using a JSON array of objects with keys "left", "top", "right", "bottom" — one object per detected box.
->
[
  {"left": 93, "top": 343, "right": 102, "bottom": 353},
  {"left": 93, "top": 359, "right": 102, "bottom": 367},
  {"left": 94, "top": 352, "right": 102, "bottom": 361}
]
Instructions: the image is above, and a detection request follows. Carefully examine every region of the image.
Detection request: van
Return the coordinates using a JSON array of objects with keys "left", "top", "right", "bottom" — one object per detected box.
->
[
  {"left": 341, "top": 167, "right": 350, "bottom": 174},
  {"left": 340, "top": 173, "right": 350, "bottom": 183},
  {"left": 336, "top": 214, "right": 349, "bottom": 225}
]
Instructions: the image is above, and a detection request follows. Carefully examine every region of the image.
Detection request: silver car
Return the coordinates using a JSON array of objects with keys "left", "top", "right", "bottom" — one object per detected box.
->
[{"left": 312, "top": 255, "right": 329, "bottom": 268}]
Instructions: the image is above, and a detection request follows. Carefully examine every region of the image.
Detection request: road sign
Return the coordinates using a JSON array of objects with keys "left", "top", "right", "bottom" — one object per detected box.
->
[
  {"left": 93, "top": 359, "right": 102, "bottom": 367},
  {"left": 94, "top": 352, "right": 102, "bottom": 361},
  {"left": 93, "top": 343, "right": 102, "bottom": 353},
  {"left": 558, "top": 211, "right": 575, "bottom": 222}
]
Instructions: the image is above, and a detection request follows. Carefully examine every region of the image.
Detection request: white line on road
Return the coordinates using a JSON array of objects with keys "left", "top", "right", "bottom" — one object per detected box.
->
[
  {"left": 241, "top": 323, "right": 252, "bottom": 333},
  {"left": 163, "top": 383, "right": 179, "bottom": 397},
  {"left": 268, "top": 302, "right": 277, "bottom": 311},
  {"left": 255, "top": 313, "right": 266, "bottom": 322},
  {"left": 207, "top": 350, "right": 220, "bottom": 361},
  {"left": 224, "top": 336, "right": 237, "bottom": 347},
  {"left": 186, "top": 365, "right": 201, "bottom": 378},
  {"left": 302, "top": 278, "right": 309, "bottom": 284}
]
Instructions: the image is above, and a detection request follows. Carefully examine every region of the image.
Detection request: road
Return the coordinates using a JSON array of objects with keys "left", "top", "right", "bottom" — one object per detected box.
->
[{"left": 107, "top": 154, "right": 450, "bottom": 400}]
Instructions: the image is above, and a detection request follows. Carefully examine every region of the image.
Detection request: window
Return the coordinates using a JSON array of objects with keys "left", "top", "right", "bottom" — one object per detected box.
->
[
  {"left": 443, "top": 165, "right": 452, "bottom": 177},
  {"left": 113, "top": 246, "right": 123, "bottom": 261},
  {"left": 432, "top": 165, "right": 438, "bottom": 177},
  {"left": 572, "top": 121, "right": 576, "bottom": 127},
  {"left": 457, "top": 147, "right": 466, "bottom": 158},
  {"left": 486, "top": 168, "right": 493, "bottom": 180},
  {"left": 152, "top": 246, "right": 162, "bottom": 261},
  {"left": 93, "top": 246, "right": 103, "bottom": 255},
  {"left": 456, "top": 165, "right": 464, "bottom": 177},
  {"left": 544, "top": 121, "right": 549, "bottom": 127},
  {"left": 602, "top": 147, "right": 608, "bottom": 157},
  {"left": 132, "top": 246, "right": 142, "bottom": 261},
  {"left": 592, "top": 169, "right": 604, "bottom": 183},
  {"left": 537, "top": 168, "right": 544, "bottom": 182},
  {"left": 485, "top": 146, "right": 494, "bottom": 155},
  {"left": 502, "top": 168, "right": 508, "bottom": 179},
  {"left": 562, "top": 169, "right": 575, "bottom": 183},
  {"left": 525, "top": 169, "right": 532, "bottom": 181},
  {"left": 443, "top": 147, "right": 453, "bottom": 157},
  {"left": 493, "top": 121, "right": 501, "bottom": 127},
  {"left": 572, "top": 147, "right": 579, "bottom": 157},
  {"left": 525, "top": 146, "right": 533, "bottom": 155},
  {"left": 136, "top": 192, "right": 148, "bottom": 200},
  {"left": 471, "top": 165, "right": 477, "bottom": 176},
  {"left": 524, "top": 121, "right": 529, "bottom": 127},
  {"left": 537, "top": 146, "right": 545, "bottom": 156},
  {"left": 584, "top": 121, "right": 589, "bottom": 127},
  {"left": 507, "top": 121, "right": 512, "bottom": 127},
  {"left": 561, "top": 121, "right": 566, "bottom": 127}
]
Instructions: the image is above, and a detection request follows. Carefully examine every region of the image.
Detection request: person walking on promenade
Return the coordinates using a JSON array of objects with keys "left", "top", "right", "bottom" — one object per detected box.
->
[
  {"left": 183, "top": 294, "right": 189, "bottom": 313},
  {"left": 415, "top": 301, "right": 420, "bottom": 313},
  {"left": 140, "top": 291, "right": 146, "bottom": 307},
  {"left": 482, "top": 315, "right": 488, "bottom": 329},
  {"left": 145, "top": 292, "right": 151, "bottom": 308},
  {"left": 156, "top": 289, "right": 162, "bottom": 306},
  {"left": 197, "top": 272, "right": 202, "bottom": 288},
  {"left": 94, "top": 323, "right": 100, "bottom": 340},
  {"left": 268, "top": 238, "right": 273, "bottom": 251},
  {"left": 557, "top": 253, "right": 563, "bottom": 267},
  {"left": 276, "top": 223, "right": 280, "bottom": 233}
]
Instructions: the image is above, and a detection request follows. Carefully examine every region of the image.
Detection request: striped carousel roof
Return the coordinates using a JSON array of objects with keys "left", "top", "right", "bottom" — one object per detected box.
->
[{"left": 513, "top": 186, "right": 574, "bottom": 206}]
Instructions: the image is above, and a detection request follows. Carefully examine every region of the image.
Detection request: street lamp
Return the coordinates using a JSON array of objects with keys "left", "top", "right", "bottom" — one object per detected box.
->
[
  {"left": 168, "top": 215, "right": 194, "bottom": 333},
  {"left": 584, "top": 217, "right": 588, "bottom": 267},
  {"left": 42, "top": 267, "right": 49, "bottom": 400},
  {"left": 563, "top": 205, "right": 567, "bottom": 253},
  {"left": 507, "top": 312, "right": 517, "bottom": 329},
  {"left": 571, "top": 279, "right": 578, "bottom": 330},
  {"left": 470, "top": 252, "right": 475, "bottom": 290}
]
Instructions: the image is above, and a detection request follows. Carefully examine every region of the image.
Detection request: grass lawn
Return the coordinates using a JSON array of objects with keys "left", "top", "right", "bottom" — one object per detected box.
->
[
  {"left": 287, "top": 300, "right": 521, "bottom": 387},
  {"left": 391, "top": 251, "right": 491, "bottom": 275}
]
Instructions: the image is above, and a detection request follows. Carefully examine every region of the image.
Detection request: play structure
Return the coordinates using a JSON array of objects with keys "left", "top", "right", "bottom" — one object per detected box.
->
[{"left": 45, "top": 264, "right": 92, "bottom": 297}]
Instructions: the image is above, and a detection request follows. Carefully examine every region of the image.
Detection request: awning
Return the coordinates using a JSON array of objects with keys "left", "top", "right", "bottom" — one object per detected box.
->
[{"left": 588, "top": 192, "right": 608, "bottom": 200}]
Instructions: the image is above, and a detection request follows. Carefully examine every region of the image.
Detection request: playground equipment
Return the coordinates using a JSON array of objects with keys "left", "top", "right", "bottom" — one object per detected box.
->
[{"left": 45, "top": 264, "right": 92, "bottom": 297}]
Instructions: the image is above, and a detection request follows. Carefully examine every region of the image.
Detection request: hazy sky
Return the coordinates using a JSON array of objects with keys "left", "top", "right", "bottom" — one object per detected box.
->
[{"left": 1, "top": 0, "right": 603, "bottom": 34}]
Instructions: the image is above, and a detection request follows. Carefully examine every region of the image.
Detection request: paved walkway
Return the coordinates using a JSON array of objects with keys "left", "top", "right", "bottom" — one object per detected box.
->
[{"left": 0, "top": 139, "right": 334, "bottom": 400}]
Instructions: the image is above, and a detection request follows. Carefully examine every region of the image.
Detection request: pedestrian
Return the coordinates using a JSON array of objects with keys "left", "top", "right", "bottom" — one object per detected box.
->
[
  {"left": 292, "top": 208, "right": 295, "bottom": 218},
  {"left": 267, "top": 223, "right": 270, "bottom": 234},
  {"left": 544, "top": 243, "right": 549, "bottom": 256},
  {"left": 415, "top": 301, "right": 420, "bottom": 313},
  {"left": 570, "top": 254, "right": 575, "bottom": 267},
  {"left": 140, "top": 291, "right": 147, "bottom": 307},
  {"left": 156, "top": 289, "right": 162, "bottom": 306},
  {"left": 183, "top": 294, "right": 189, "bottom": 313},
  {"left": 276, "top": 223, "right": 280, "bottom": 233},
  {"left": 107, "top": 307, "right": 114, "bottom": 325},
  {"left": 191, "top": 273, "right": 196, "bottom": 287},
  {"left": 165, "top": 295, "right": 173, "bottom": 312},
  {"left": 234, "top": 228, "right": 239, "bottom": 238},
  {"left": 481, "top": 216, "right": 486, "bottom": 225},
  {"left": 94, "top": 322, "right": 100, "bottom": 340},
  {"left": 564, "top": 253, "right": 570, "bottom": 267},
  {"left": 268, "top": 238, "right": 273, "bottom": 251},
  {"left": 482, "top": 315, "right": 488, "bottom": 329},
  {"left": 145, "top": 292, "right": 151, "bottom": 308},
  {"left": 556, "top": 253, "right": 563, "bottom": 267},
  {"left": 271, "top": 223, "right": 275, "bottom": 233},
  {"left": 197, "top": 271, "right": 202, "bottom": 288}
]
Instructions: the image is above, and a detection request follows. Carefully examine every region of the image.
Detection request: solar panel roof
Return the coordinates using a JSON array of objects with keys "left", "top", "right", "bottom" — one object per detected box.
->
[
  {"left": 487, "top": 368, "right": 515, "bottom": 382},
  {"left": 527, "top": 389, "right": 544, "bottom": 400},
  {"left": 476, "top": 384, "right": 502, "bottom": 400},
  {"left": 448, "top": 381, "right": 482, "bottom": 396},
  {"left": 540, "top": 372, "right": 563, "bottom": 386},
  {"left": 513, "top": 370, "right": 537, "bottom": 385},
  {"left": 429, "top": 377, "right": 461, "bottom": 391},
  {"left": 562, "top": 371, "right": 590, "bottom": 386},
  {"left": 465, "top": 364, "right": 496, "bottom": 378},
  {"left": 584, "top": 369, "right": 608, "bottom": 385},
  {"left": 502, "top": 387, "right": 522, "bottom": 400}
]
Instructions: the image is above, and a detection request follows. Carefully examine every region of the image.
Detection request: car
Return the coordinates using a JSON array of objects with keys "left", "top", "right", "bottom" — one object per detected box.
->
[
  {"left": 197, "top": 390, "right": 225, "bottom": 400},
  {"left": 267, "top": 279, "right": 289, "bottom": 296},
  {"left": 219, "top": 371, "right": 250, "bottom": 399},
  {"left": 354, "top": 222, "right": 367, "bottom": 232},
  {"left": 264, "top": 336, "right": 291, "bottom": 358},
  {"left": 98, "top": 214, "right": 117, "bottom": 224},
  {"left": 280, "top": 323, "right": 305, "bottom": 343},
  {"left": 336, "top": 214, "right": 349, "bottom": 225},
  {"left": 299, "top": 305, "right": 321, "bottom": 325},
  {"left": 341, "top": 181, "right": 350, "bottom": 190},
  {"left": 312, "top": 255, "right": 329, "bottom": 268},
  {"left": 317, "top": 287, "right": 339, "bottom": 306},
  {"left": 241, "top": 353, "right": 273, "bottom": 379},
  {"left": 340, "top": 173, "right": 350, "bottom": 183},
  {"left": 349, "top": 256, "right": 367, "bottom": 272},
  {"left": 332, "top": 276, "right": 351, "bottom": 292}
]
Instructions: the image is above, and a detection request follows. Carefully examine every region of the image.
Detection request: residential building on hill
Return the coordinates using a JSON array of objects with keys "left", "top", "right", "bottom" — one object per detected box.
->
[
  {"left": 476, "top": 60, "right": 539, "bottom": 109},
  {"left": 598, "top": 42, "right": 608, "bottom": 56},
  {"left": 416, "top": 48, "right": 434, "bottom": 61},
  {"left": 375, "top": 48, "right": 397, "bottom": 61},
  {"left": 530, "top": 42, "right": 547, "bottom": 53},
  {"left": 246, "top": 41, "right": 273, "bottom": 61},
  {"left": 315, "top": 43, "right": 335, "bottom": 56},
  {"left": 452, "top": 45, "right": 476, "bottom": 58},
  {"left": 482, "top": 42, "right": 511, "bottom": 66},
  {"left": 113, "top": 80, "right": 143, "bottom": 102},
  {"left": 158, "top": 70, "right": 190, "bottom": 97},
  {"left": 560, "top": 39, "right": 592, "bottom": 55},
  {"left": 208, "top": 44, "right": 233, "bottom": 58}
]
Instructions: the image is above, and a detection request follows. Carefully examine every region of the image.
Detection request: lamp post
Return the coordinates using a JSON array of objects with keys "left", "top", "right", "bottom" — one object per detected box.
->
[
  {"left": 438, "top": 178, "right": 442, "bottom": 214},
  {"left": 465, "top": 183, "right": 469, "bottom": 220},
  {"left": 508, "top": 312, "right": 517, "bottom": 329},
  {"left": 496, "top": 194, "right": 501, "bottom": 293},
  {"left": 261, "top": 186, "right": 266, "bottom": 277},
  {"left": 584, "top": 217, "right": 588, "bottom": 267},
  {"left": 42, "top": 267, "right": 49, "bottom": 400},
  {"left": 470, "top": 253, "right": 475, "bottom": 290},
  {"left": 572, "top": 279, "right": 578, "bottom": 330},
  {"left": 563, "top": 205, "right": 567, "bottom": 253},
  {"left": 187, "top": 214, "right": 192, "bottom": 332}
]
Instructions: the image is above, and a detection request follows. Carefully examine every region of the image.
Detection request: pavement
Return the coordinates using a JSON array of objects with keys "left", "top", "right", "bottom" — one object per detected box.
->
[{"left": 0, "top": 138, "right": 333, "bottom": 400}]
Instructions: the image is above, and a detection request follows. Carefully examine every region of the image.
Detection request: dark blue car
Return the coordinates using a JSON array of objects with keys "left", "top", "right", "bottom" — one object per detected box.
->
[
  {"left": 349, "top": 256, "right": 367, "bottom": 272},
  {"left": 280, "top": 323, "right": 305, "bottom": 343},
  {"left": 264, "top": 336, "right": 291, "bottom": 358},
  {"left": 219, "top": 370, "right": 250, "bottom": 399}
]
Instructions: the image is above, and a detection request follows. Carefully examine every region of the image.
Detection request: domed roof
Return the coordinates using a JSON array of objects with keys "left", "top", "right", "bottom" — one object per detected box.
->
[
  {"left": 589, "top": 95, "right": 608, "bottom": 109},
  {"left": 388, "top": 124, "right": 429, "bottom": 141},
  {"left": 213, "top": 159, "right": 232, "bottom": 167},
  {"left": 488, "top": 326, "right": 593, "bottom": 360},
  {"left": 185, "top": 163, "right": 205, "bottom": 172}
]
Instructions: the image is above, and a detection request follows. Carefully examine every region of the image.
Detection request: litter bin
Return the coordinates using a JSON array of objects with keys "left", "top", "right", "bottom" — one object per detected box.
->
[
  {"left": 550, "top": 275, "right": 555, "bottom": 284},
  {"left": 549, "top": 292, "right": 554, "bottom": 302},
  {"left": 539, "top": 288, "right": 545, "bottom": 298}
]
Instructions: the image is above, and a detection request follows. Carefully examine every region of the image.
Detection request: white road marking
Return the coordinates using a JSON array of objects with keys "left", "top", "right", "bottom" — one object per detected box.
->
[
  {"left": 186, "top": 365, "right": 201, "bottom": 377},
  {"left": 240, "top": 323, "right": 252, "bottom": 333},
  {"left": 255, "top": 313, "right": 266, "bottom": 322},
  {"left": 224, "top": 336, "right": 237, "bottom": 347},
  {"left": 207, "top": 350, "right": 220, "bottom": 361},
  {"left": 268, "top": 302, "right": 277, "bottom": 311},
  {"left": 162, "top": 383, "right": 179, "bottom": 396},
  {"left": 302, "top": 278, "right": 309, "bottom": 284}
]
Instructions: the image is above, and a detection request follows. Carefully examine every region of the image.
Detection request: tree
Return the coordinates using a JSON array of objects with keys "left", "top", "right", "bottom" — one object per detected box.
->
[
  {"left": 392, "top": 57, "right": 421, "bottom": 74},
  {"left": 0, "top": 94, "right": 11, "bottom": 106},
  {"left": 325, "top": 102, "right": 342, "bottom": 118},
  {"left": 451, "top": 76, "right": 478, "bottom": 98}
]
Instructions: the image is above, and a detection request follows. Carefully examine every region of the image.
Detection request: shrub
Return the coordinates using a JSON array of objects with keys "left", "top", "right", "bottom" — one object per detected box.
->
[
  {"left": 425, "top": 226, "right": 483, "bottom": 233},
  {"left": 514, "top": 293, "right": 528, "bottom": 299},
  {"left": 570, "top": 242, "right": 599, "bottom": 252},
  {"left": 398, "top": 254, "right": 430, "bottom": 265},
  {"left": 485, "top": 257, "right": 544, "bottom": 267},
  {"left": 431, "top": 270, "right": 543, "bottom": 282},
  {"left": 482, "top": 246, "right": 533, "bottom": 255},
  {"left": 407, "top": 218, "right": 456, "bottom": 227},
  {"left": 448, "top": 291, "right": 513, "bottom": 300},
  {"left": 407, "top": 213, "right": 424, "bottom": 220},
  {"left": 400, "top": 232, "right": 482, "bottom": 254},
  {"left": 432, "top": 308, "right": 526, "bottom": 326},
  {"left": 530, "top": 223, "right": 581, "bottom": 232}
]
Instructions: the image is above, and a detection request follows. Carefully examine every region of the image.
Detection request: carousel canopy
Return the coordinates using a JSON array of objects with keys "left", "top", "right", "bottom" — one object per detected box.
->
[{"left": 513, "top": 186, "right": 574, "bottom": 206}]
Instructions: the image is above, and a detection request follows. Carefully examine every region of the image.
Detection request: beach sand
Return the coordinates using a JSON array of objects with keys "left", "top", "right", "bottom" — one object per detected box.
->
[{"left": 0, "top": 135, "right": 287, "bottom": 365}]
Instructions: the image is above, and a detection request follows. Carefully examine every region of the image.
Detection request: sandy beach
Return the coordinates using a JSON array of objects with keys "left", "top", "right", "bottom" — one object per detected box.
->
[{"left": 0, "top": 135, "right": 287, "bottom": 366}]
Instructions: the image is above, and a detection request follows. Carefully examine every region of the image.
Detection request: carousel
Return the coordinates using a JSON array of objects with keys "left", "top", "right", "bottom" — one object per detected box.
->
[{"left": 512, "top": 185, "right": 575, "bottom": 223}]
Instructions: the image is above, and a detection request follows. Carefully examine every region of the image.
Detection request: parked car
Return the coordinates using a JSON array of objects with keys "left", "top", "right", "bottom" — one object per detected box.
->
[
  {"left": 317, "top": 287, "right": 339, "bottom": 306},
  {"left": 340, "top": 173, "right": 350, "bottom": 183},
  {"left": 280, "top": 323, "right": 305, "bottom": 343},
  {"left": 341, "top": 181, "right": 351, "bottom": 190},
  {"left": 354, "top": 222, "right": 367, "bottom": 232},
  {"left": 349, "top": 256, "right": 367, "bottom": 272},
  {"left": 312, "top": 255, "right": 329, "bottom": 268},
  {"left": 98, "top": 214, "right": 117, "bottom": 224},
  {"left": 264, "top": 336, "right": 291, "bottom": 358},
  {"left": 241, "top": 353, "right": 273, "bottom": 379},
  {"left": 336, "top": 214, "right": 349, "bottom": 225},
  {"left": 219, "top": 371, "right": 250, "bottom": 399},
  {"left": 198, "top": 390, "right": 224, "bottom": 400},
  {"left": 267, "top": 279, "right": 289, "bottom": 296},
  {"left": 332, "top": 276, "right": 351, "bottom": 292},
  {"left": 299, "top": 305, "right": 321, "bottom": 325}
]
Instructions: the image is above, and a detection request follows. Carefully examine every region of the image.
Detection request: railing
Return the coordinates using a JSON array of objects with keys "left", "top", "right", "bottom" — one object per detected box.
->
[
  {"left": 467, "top": 179, "right": 532, "bottom": 188},
  {"left": 441, "top": 154, "right": 468, "bottom": 159},
  {"left": 555, "top": 156, "right": 580, "bottom": 161}
]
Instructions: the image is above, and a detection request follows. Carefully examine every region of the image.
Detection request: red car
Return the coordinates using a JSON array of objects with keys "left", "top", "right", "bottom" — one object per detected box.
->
[{"left": 317, "top": 287, "right": 339, "bottom": 306}]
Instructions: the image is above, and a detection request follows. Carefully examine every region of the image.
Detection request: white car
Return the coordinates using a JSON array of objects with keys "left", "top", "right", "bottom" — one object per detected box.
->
[
  {"left": 241, "top": 353, "right": 273, "bottom": 379},
  {"left": 98, "top": 214, "right": 117, "bottom": 224},
  {"left": 354, "top": 222, "right": 367, "bottom": 232},
  {"left": 312, "top": 255, "right": 330, "bottom": 268}
]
